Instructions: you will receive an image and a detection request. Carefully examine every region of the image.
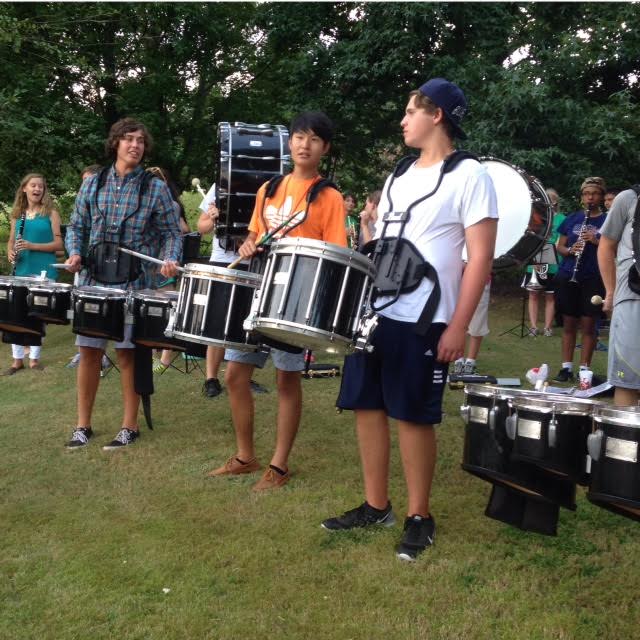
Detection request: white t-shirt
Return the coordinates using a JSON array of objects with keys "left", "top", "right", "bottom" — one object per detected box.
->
[
  {"left": 373, "top": 158, "right": 498, "bottom": 324},
  {"left": 199, "top": 183, "right": 248, "bottom": 265}
]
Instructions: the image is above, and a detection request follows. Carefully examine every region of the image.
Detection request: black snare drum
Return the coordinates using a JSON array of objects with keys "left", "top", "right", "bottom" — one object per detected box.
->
[
  {"left": 461, "top": 385, "right": 577, "bottom": 509},
  {"left": 587, "top": 405, "right": 640, "bottom": 522},
  {"left": 248, "top": 238, "right": 375, "bottom": 354},
  {"left": 130, "top": 289, "right": 189, "bottom": 351},
  {"left": 0, "top": 276, "right": 46, "bottom": 335},
  {"left": 72, "top": 286, "right": 127, "bottom": 342},
  {"left": 27, "top": 281, "right": 73, "bottom": 325},
  {"left": 167, "top": 263, "right": 261, "bottom": 351},
  {"left": 216, "top": 121, "right": 290, "bottom": 237},
  {"left": 509, "top": 395, "right": 598, "bottom": 485}
]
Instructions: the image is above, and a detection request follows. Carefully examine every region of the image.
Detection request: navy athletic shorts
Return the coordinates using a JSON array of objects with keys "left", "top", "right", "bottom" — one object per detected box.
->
[{"left": 337, "top": 316, "right": 448, "bottom": 425}]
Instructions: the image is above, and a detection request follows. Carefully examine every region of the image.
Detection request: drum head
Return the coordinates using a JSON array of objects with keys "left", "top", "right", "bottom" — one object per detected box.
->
[{"left": 479, "top": 157, "right": 552, "bottom": 269}]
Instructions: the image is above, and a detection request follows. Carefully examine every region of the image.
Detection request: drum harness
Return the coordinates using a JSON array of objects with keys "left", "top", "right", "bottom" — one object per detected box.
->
[
  {"left": 627, "top": 184, "right": 640, "bottom": 296},
  {"left": 356, "top": 150, "right": 479, "bottom": 352}
]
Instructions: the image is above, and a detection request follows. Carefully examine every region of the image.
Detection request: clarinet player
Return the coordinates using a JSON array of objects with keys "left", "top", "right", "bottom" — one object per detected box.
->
[{"left": 553, "top": 177, "right": 607, "bottom": 382}]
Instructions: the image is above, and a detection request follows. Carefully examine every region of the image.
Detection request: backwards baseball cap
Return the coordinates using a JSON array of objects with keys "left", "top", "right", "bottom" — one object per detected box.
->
[
  {"left": 580, "top": 177, "right": 607, "bottom": 194},
  {"left": 418, "top": 78, "right": 468, "bottom": 140}
]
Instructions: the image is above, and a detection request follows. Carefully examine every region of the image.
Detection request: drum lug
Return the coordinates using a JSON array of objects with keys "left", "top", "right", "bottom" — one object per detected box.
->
[
  {"left": 587, "top": 429, "right": 604, "bottom": 462},
  {"left": 164, "top": 310, "right": 175, "bottom": 338},
  {"left": 8, "top": 288, "right": 13, "bottom": 303},
  {"left": 51, "top": 295, "right": 56, "bottom": 310},
  {"left": 548, "top": 417, "right": 558, "bottom": 448},
  {"left": 27, "top": 292, "right": 33, "bottom": 307},
  {"left": 489, "top": 407, "right": 497, "bottom": 432},
  {"left": 505, "top": 413, "right": 517, "bottom": 440},
  {"left": 102, "top": 301, "right": 108, "bottom": 318},
  {"left": 460, "top": 404, "right": 470, "bottom": 425}
]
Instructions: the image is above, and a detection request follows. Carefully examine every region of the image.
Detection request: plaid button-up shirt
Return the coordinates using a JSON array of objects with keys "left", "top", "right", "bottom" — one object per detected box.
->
[{"left": 66, "top": 164, "right": 182, "bottom": 290}]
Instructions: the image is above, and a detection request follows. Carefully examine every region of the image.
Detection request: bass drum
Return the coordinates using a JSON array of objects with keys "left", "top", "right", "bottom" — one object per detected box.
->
[
  {"left": 216, "top": 122, "right": 291, "bottom": 238},
  {"left": 479, "top": 157, "right": 553, "bottom": 269}
]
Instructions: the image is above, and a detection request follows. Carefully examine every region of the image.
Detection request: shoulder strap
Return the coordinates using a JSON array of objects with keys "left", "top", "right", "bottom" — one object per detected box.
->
[
  {"left": 265, "top": 174, "right": 285, "bottom": 199},
  {"left": 307, "top": 178, "right": 337, "bottom": 204},
  {"left": 391, "top": 150, "right": 479, "bottom": 179}
]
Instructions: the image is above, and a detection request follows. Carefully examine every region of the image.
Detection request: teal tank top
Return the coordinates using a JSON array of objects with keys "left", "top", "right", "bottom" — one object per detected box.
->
[{"left": 14, "top": 215, "right": 58, "bottom": 280}]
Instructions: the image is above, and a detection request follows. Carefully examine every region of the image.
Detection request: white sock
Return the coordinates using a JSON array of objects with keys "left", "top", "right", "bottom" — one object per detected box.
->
[
  {"left": 562, "top": 362, "right": 573, "bottom": 371},
  {"left": 465, "top": 358, "right": 476, "bottom": 366}
]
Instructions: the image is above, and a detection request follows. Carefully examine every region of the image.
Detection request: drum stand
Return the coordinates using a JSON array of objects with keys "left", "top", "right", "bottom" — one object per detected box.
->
[
  {"left": 158, "top": 350, "right": 205, "bottom": 376},
  {"left": 499, "top": 289, "right": 528, "bottom": 338}
]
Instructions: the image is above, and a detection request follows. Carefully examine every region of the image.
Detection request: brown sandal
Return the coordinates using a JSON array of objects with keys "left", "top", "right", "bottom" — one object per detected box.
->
[{"left": 1, "top": 366, "right": 24, "bottom": 376}]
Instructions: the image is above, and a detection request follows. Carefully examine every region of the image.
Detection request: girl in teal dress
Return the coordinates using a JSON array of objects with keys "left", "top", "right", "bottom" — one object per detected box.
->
[{"left": 3, "top": 173, "right": 63, "bottom": 374}]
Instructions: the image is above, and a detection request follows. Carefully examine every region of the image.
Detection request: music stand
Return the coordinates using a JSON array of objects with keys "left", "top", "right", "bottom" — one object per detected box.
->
[{"left": 499, "top": 243, "right": 558, "bottom": 339}]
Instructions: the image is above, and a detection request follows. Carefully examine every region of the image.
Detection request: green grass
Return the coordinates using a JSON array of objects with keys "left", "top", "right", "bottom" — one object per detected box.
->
[{"left": 1, "top": 295, "right": 637, "bottom": 640}]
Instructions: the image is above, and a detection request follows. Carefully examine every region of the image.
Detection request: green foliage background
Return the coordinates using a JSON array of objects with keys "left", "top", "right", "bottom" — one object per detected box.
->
[{"left": 0, "top": 2, "right": 638, "bottom": 217}]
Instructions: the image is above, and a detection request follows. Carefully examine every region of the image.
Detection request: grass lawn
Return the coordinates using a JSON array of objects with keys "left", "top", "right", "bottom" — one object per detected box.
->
[{"left": 0, "top": 294, "right": 637, "bottom": 640}]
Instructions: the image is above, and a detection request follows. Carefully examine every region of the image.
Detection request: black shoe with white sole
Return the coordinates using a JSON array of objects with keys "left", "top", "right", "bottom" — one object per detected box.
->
[
  {"left": 396, "top": 514, "right": 436, "bottom": 562},
  {"left": 102, "top": 428, "right": 139, "bottom": 450},
  {"left": 66, "top": 427, "right": 93, "bottom": 449},
  {"left": 321, "top": 501, "right": 396, "bottom": 531}
]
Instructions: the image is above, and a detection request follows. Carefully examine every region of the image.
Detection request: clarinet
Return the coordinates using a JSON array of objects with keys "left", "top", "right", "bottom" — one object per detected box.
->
[
  {"left": 11, "top": 212, "right": 26, "bottom": 276},
  {"left": 568, "top": 203, "right": 595, "bottom": 284}
]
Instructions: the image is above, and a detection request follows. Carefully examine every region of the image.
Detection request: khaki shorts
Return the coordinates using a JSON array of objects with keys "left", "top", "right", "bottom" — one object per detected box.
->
[{"left": 468, "top": 283, "right": 491, "bottom": 338}]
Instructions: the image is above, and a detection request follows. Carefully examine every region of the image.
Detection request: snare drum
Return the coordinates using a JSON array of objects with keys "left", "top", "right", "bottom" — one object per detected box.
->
[
  {"left": 479, "top": 157, "right": 552, "bottom": 269},
  {"left": 168, "top": 263, "right": 261, "bottom": 351},
  {"left": 0, "top": 276, "right": 46, "bottom": 335},
  {"left": 130, "top": 289, "right": 189, "bottom": 351},
  {"left": 27, "top": 281, "right": 73, "bottom": 325},
  {"left": 461, "top": 385, "right": 577, "bottom": 509},
  {"left": 587, "top": 405, "right": 640, "bottom": 522},
  {"left": 509, "top": 395, "right": 598, "bottom": 484},
  {"left": 72, "top": 286, "right": 127, "bottom": 342},
  {"left": 249, "top": 238, "right": 375, "bottom": 354}
]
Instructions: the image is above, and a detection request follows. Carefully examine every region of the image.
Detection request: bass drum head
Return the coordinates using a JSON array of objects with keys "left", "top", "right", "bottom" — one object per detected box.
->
[
  {"left": 479, "top": 157, "right": 552, "bottom": 270},
  {"left": 216, "top": 121, "right": 291, "bottom": 237}
]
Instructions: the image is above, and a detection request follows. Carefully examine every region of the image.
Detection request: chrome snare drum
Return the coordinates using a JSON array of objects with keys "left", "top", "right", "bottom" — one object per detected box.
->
[
  {"left": 71, "top": 286, "right": 127, "bottom": 342},
  {"left": 0, "top": 276, "right": 46, "bottom": 335},
  {"left": 248, "top": 238, "right": 375, "bottom": 354},
  {"left": 509, "top": 395, "right": 598, "bottom": 485},
  {"left": 168, "top": 263, "right": 261, "bottom": 351},
  {"left": 461, "top": 385, "right": 577, "bottom": 509},
  {"left": 27, "top": 281, "right": 73, "bottom": 325},
  {"left": 587, "top": 405, "right": 640, "bottom": 522}
]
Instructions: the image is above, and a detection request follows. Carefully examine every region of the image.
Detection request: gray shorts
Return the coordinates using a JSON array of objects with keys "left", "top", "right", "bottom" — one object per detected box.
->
[
  {"left": 225, "top": 347, "right": 306, "bottom": 371},
  {"left": 607, "top": 301, "right": 640, "bottom": 389},
  {"left": 468, "top": 282, "right": 491, "bottom": 338},
  {"left": 75, "top": 323, "right": 135, "bottom": 350}
]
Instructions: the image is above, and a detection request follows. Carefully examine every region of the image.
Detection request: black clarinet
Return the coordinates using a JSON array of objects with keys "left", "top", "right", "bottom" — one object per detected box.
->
[
  {"left": 568, "top": 203, "right": 595, "bottom": 284},
  {"left": 11, "top": 212, "right": 26, "bottom": 276}
]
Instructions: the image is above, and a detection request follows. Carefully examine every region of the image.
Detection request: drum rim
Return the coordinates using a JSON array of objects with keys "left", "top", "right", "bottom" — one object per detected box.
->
[
  {"left": 464, "top": 384, "right": 567, "bottom": 401},
  {"left": 170, "top": 329, "right": 258, "bottom": 352},
  {"left": 74, "top": 285, "right": 127, "bottom": 296},
  {"left": 182, "top": 263, "right": 263, "bottom": 286},
  {"left": 131, "top": 289, "right": 179, "bottom": 301},
  {"left": 510, "top": 395, "right": 598, "bottom": 415},
  {"left": 28, "top": 282, "right": 74, "bottom": 291},
  {"left": 593, "top": 404, "right": 640, "bottom": 427},
  {"left": 254, "top": 319, "right": 352, "bottom": 353}
]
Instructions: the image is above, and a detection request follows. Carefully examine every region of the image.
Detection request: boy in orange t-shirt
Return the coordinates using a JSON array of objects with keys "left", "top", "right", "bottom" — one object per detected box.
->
[{"left": 207, "top": 111, "right": 347, "bottom": 491}]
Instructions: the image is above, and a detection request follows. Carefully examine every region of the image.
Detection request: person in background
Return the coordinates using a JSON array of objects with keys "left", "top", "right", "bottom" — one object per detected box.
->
[
  {"left": 358, "top": 189, "right": 382, "bottom": 247},
  {"left": 2, "top": 173, "right": 64, "bottom": 375},
  {"left": 344, "top": 193, "right": 360, "bottom": 249},
  {"left": 525, "top": 188, "right": 565, "bottom": 337},
  {"left": 552, "top": 177, "right": 607, "bottom": 382},
  {"left": 604, "top": 188, "right": 621, "bottom": 212}
]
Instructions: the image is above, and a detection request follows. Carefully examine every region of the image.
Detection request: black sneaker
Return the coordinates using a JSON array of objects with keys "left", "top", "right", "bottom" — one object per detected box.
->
[
  {"left": 321, "top": 501, "right": 396, "bottom": 531},
  {"left": 203, "top": 378, "right": 222, "bottom": 398},
  {"left": 553, "top": 368, "right": 574, "bottom": 383},
  {"left": 102, "top": 428, "right": 139, "bottom": 450},
  {"left": 250, "top": 380, "right": 269, "bottom": 394},
  {"left": 396, "top": 514, "right": 436, "bottom": 562},
  {"left": 66, "top": 427, "right": 93, "bottom": 449}
]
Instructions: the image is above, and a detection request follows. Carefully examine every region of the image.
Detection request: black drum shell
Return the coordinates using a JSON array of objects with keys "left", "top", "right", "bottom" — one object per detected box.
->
[
  {"left": 462, "top": 391, "right": 577, "bottom": 510},
  {"left": 72, "top": 290, "right": 126, "bottom": 342},
  {"left": 0, "top": 279, "right": 44, "bottom": 335},
  {"left": 131, "top": 292, "right": 190, "bottom": 352},
  {"left": 588, "top": 420, "right": 640, "bottom": 521},
  {"left": 512, "top": 408, "right": 591, "bottom": 485},
  {"left": 172, "top": 268, "right": 260, "bottom": 350},
  {"left": 27, "top": 285, "right": 72, "bottom": 325}
]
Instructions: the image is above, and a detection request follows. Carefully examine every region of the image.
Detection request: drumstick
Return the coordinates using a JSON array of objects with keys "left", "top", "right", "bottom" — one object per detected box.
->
[
  {"left": 118, "top": 247, "right": 185, "bottom": 273},
  {"left": 591, "top": 295, "right": 603, "bottom": 305},
  {"left": 191, "top": 177, "right": 207, "bottom": 200},
  {"left": 49, "top": 263, "right": 74, "bottom": 270}
]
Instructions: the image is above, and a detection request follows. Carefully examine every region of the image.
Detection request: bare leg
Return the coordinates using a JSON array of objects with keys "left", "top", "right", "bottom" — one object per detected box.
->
[
  {"left": 397, "top": 421, "right": 437, "bottom": 516},
  {"left": 116, "top": 348, "right": 140, "bottom": 429},
  {"left": 160, "top": 349, "right": 172, "bottom": 367},
  {"left": 207, "top": 346, "right": 225, "bottom": 380},
  {"left": 579, "top": 316, "right": 597, "bottom": 366},
  {"left": 613, "top": 387, "right": 640, "bottom": 407},
  {"left": 270, "top": 369, "right": 302, "bottom": 471},
  {"left": 224, "top": 361, "right": 256, "bottom": 460},
  {"left": 544, "top": 292, "right": 555, "bottom": 330},
  {"left": 467, "top": 335, "right": 483, "bottom": 361},
  {"left": 561, "top": 315, "right": 578, "bottom": 363},
  {"left": 77, "top": 346, "right": 103, "bottom": 426},
  {"left": 528, "top": 291, "right": 539, "bottom": 329},
  {"left": 355, "top": 409, "right": 391, "bottom": 510}
]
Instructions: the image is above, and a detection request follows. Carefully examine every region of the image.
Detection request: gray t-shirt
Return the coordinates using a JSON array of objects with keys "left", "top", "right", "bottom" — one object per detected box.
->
[{"left": 600, "top": 188, "right": 640, "bottom": 306}]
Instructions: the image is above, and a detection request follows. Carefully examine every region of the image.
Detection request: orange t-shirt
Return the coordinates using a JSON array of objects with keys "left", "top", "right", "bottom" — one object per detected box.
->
[{"left": 248, "top": 175, "right": 347, "bottom": 247}]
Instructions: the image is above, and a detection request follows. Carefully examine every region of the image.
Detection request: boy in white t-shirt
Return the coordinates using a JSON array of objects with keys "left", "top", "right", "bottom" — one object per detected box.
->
[{"left": 323, "top": 78, "right": 498, "bottom": 561}]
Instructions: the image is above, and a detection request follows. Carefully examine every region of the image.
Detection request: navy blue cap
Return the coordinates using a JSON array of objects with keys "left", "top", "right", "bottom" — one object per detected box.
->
[{"left": 418, "top": 78, "right": 468, "bottom": 140}]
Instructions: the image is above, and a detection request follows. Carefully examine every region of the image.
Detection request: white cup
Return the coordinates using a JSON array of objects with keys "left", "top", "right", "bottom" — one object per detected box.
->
[{"left": 579, "top": 369, "right": 593, "bottom": 390}]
